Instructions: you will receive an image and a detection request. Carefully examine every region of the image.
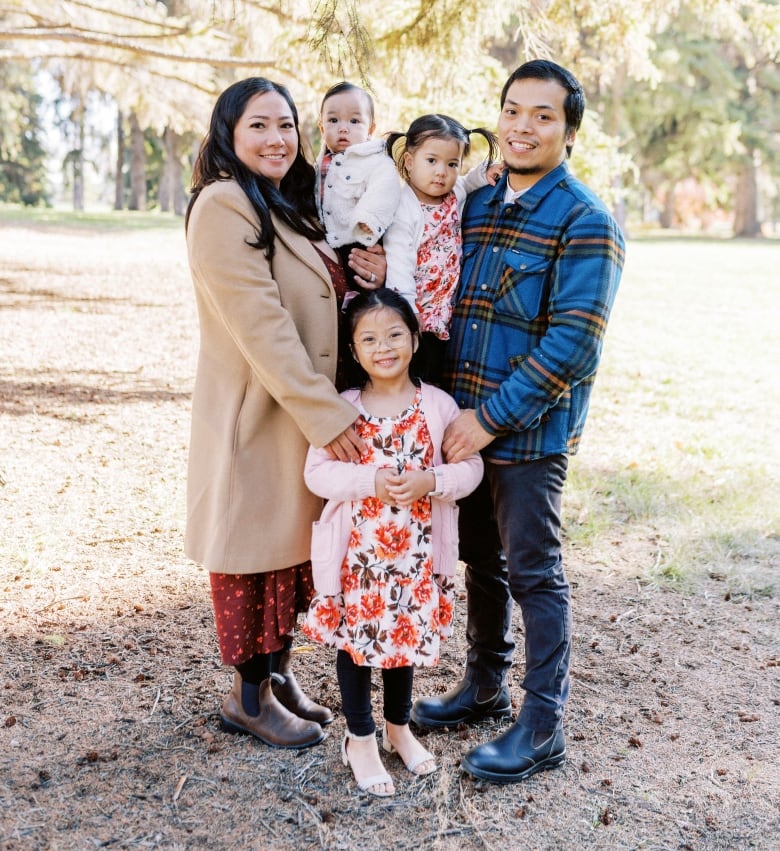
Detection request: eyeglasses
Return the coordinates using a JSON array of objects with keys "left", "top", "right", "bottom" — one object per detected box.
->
[{"left": 353, "top": 330, "right": 412, "bottom": 352}]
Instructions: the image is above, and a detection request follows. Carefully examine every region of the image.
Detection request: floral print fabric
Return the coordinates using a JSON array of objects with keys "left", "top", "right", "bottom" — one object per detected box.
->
[
  {"left": 302, "top": 387, "right": 454, "bottom": 669},
  {"left": 414, "top": 192, "right": 462, "bottom": 340}
]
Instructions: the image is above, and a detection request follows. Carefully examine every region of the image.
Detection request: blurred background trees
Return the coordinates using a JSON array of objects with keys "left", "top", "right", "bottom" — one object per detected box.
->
[{"left": 0, "top": 0, "right": 777, "bottom": 235}]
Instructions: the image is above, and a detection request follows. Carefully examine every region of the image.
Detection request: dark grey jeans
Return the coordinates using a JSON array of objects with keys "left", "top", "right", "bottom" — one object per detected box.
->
[{"left": 458, "top": 454, "right": 571, "bottom": 731}]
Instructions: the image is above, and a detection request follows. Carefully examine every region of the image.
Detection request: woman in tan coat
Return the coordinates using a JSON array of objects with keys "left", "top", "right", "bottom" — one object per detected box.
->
[{"left": 185, "top": 77, "right": 383, "bottom": 749}]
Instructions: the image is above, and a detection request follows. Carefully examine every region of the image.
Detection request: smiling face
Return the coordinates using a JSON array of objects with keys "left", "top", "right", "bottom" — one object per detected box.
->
[
  {"left": 403, "top": 136, "right": 464, "bottom": 205},
  {"left": 319, "top": 89, "right": 375, "bottom": 154},
  {"left": 351, "top": 306, "right": 417, "bottom": 383},
  {"left": 233, "top": 91, "right": 298, "bottom": 186},
  {"left": 498, "top": 77, "right": 576, "bottom": 192}
]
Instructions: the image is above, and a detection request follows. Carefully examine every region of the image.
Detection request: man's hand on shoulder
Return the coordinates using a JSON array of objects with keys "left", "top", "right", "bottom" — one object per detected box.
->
[{"left": 442, "top": 410, "right": 494, "bottom": 463}]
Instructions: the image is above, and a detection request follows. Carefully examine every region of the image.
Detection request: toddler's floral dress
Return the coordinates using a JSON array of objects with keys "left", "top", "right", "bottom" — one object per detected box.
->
[
  {"left": 414, "top": 192, "right": 461, "bottom": 340},
  {"left": 302, "top": 386, "right": 454, "bottom": 668}
]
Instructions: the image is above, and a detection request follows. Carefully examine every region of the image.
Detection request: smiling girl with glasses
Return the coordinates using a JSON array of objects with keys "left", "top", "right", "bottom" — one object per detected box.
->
[{"left": 301, "top": 288, "right": 484, "bottom": 797}]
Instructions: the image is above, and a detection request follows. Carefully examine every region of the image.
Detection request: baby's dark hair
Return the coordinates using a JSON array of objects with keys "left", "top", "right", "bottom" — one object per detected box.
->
[
  {"left": 319, "top": 81, "right": 375, "bottom": 124},
  {"left": 342, "top": 289, "right": 421, "bottom": 387},
  {"left": 386, "top": 114, "right": 498, "bottom": 181}
]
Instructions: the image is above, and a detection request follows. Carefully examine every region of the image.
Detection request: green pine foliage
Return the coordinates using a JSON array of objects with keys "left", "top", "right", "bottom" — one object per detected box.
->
[{"left": 0, "top": 64, "right": 49, "bottom": 206}]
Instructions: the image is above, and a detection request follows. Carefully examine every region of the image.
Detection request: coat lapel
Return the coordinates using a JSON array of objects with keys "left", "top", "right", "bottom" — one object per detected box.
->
[{"left": 271, "top": 214, "right": 332, "bottom": 290}]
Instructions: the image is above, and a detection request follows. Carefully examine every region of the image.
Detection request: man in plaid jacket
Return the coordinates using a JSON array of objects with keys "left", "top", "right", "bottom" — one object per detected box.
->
[{"left": 412, "top": 59, "right": 625, "bottom": 784}]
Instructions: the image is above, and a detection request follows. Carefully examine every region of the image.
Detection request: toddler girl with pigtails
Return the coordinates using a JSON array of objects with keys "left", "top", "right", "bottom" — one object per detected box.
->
[{"left": 383, "top": 115, "right": 501, "bottom": 384}]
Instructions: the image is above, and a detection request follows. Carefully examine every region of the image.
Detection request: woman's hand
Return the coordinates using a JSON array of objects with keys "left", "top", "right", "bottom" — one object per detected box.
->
[
  {"left": 324, "top": 424, "right": 364, "bottom": 462},
  {"left": 349, "top": 243, "right": 386, "bottom": 290}
]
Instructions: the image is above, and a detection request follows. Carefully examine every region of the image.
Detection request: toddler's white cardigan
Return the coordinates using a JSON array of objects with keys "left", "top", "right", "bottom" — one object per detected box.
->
[{"left": 383, "top": 162, "right": 491, "bottom": 310}]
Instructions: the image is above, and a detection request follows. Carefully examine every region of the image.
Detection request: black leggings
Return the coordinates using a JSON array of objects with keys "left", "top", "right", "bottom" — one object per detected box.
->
[
  {"left": 336, "top": 650, "right": 414, "bottom": 736},
  {"left": 414, "top": 331, "right": 447, "bottom": 386}
]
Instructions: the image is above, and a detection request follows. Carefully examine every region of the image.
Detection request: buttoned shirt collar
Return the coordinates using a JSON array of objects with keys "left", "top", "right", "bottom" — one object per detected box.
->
[{"left": 490, "top": 162, "right": 572, "bottom": 211}]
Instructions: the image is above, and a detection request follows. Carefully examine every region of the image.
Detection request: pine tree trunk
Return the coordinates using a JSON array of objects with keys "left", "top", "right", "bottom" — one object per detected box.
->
[
  {"left": 733, "top": 155, "right": 762, "bottom": 237},
  {"left": 128, "top": 112, "right": 146, "bottom": 211},
  {"left": 114, "top": 109, "right": 124, "bottom": 210},
  {"left": 660, "top": 182, "right": 675, "bottom": 229},
  {"left": 158, "top": 127, "right": 187, "bottom": 216},
  {"left": 159, "top": 127, "right": 173, "bottom": 212},
  {"left": 72, "top": 102, "right": 85, "bottom": 211},
  {"left": 174, "top": 152, "right": 188, "bottom": 217}
]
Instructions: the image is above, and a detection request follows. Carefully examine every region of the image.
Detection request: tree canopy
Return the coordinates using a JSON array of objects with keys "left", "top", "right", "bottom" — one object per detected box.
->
[{"left": 1, "top": 0, "right": 778, "bottom": 233}]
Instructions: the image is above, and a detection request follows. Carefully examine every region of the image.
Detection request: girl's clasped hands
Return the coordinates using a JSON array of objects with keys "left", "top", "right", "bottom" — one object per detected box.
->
[{"left": 375, "top": 467, "right": 435, "bottom": 507}]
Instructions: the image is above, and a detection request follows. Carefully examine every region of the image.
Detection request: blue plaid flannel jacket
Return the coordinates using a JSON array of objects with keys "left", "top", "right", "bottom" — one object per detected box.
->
[{"left": 443, "top": 162, "right": 625, "bottom": 462}]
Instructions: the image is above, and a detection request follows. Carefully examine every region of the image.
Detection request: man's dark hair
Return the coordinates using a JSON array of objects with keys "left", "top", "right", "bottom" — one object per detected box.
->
[{"left": 501, "top": 60, "right": 585, "bottom": 158}]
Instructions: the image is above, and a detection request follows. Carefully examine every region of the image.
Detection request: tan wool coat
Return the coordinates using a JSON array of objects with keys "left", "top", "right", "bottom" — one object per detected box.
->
[{"left": 184, "top": 179, "right": 357, "bottom": 574}]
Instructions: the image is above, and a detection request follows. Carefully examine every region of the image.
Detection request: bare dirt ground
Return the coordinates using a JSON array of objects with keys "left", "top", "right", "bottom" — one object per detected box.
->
[{"left": 1, "top": 221, "right": 777, "bottom": 850}]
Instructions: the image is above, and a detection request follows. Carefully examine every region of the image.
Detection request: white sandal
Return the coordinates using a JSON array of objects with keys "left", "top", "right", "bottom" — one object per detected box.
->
[
  {"left": 381, "top": 724, "right": 437, "bottom": 776},
  {"left": 341, "top": 732, "right": 395, "bottom": 797}
]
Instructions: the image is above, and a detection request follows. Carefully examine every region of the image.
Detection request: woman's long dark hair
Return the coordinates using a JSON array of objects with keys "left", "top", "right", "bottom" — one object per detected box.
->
[
  {"left": 386, "top": 114, "right": 498, "bottom": 182},
  {"left": 185, "top": 77, "right": 324, "bottom": 256}
]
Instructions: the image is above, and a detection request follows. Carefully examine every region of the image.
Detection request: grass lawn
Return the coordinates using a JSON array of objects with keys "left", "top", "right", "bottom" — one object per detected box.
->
[
  {"left": 567, "top": 235, "right": 779, "bottom": 591},
  {"left": 0, "top": 203, "right": 183, "bottom": 231},
  {"left": 0, "top": 209, "right": 777, "bottom": 849},
  {"left": 1, "top": 203, "right": 776, "bottom": 593}
]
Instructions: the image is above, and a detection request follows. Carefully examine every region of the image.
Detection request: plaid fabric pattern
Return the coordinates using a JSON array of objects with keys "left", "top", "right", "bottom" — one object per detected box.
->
[
  {"left": 443, "top": 162, "right": 625, "bottom": 462},
  {"left": 318, "top": 151, "right": 332, "bottom": 208}
]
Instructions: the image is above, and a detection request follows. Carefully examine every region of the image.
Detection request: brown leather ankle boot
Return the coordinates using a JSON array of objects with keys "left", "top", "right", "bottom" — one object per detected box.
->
[
  {"left": 220, "top": 673, "right": 325, "bottom": 749},
  {"left": 271, "top": 651, "right": 334, "bottom": 726}
]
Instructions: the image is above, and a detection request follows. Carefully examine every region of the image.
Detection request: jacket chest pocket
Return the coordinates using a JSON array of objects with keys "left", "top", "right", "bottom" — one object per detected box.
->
[
  {"left": 329, "top": 168, "right": 365, "bottom": 201},
  {"left": 494, "top": 250, "right": 551, "bottom": 321}
]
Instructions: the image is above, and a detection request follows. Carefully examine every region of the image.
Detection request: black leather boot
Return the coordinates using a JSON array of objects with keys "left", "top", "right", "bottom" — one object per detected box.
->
[
  {"left": 461, "top": 723, "right": 565, "bottom": 784},
  {"left": 411, "top": 679, "right": 512, "bottom": 728}
]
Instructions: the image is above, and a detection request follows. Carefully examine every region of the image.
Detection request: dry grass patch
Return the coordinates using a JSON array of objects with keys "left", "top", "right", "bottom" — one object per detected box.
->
[{"left": 1, "top": 213, "right": 778, "bottom": 850}]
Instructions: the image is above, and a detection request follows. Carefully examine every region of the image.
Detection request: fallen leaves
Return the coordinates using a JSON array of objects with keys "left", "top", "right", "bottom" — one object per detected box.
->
[{"left": 76, "top": 749, "right": 118, "bottom": 765}]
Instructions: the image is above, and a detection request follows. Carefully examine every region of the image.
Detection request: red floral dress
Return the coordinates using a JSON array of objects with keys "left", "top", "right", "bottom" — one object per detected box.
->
[
  {"left": 414, "top": 192, "right": 462, "bottom": 340},
  {"left": 302, "top": 387, "right": 454, "bottom": 669}
]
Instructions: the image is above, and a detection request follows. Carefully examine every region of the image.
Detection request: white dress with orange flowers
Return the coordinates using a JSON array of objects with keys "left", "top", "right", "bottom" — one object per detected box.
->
[{"left": 302, "top": 387, "right": 454, "bottom": 669}]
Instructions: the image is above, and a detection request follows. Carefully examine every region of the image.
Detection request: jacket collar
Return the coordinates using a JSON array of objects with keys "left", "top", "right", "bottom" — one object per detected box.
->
[
  {"left": 332, "top": 138, "right": 387, "bottom": 160},
  {"left": 489, "top": 161, "right": 571, "bottom": 212}
]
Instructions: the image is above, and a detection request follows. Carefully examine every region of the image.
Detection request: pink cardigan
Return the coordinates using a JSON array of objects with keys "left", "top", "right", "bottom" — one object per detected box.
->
[{"left": 304, "top": 383, "right": 484, "bottom": 595}]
